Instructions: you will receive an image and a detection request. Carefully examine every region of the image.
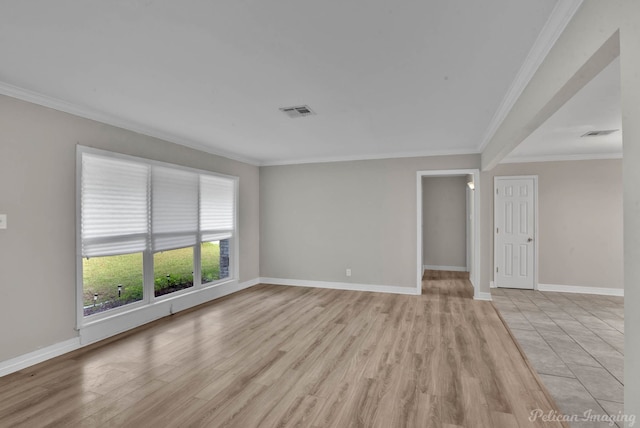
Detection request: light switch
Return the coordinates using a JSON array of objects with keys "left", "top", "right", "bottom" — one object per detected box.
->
[{"left": 0, "top": 214, "right": 6, "bottom": 229}]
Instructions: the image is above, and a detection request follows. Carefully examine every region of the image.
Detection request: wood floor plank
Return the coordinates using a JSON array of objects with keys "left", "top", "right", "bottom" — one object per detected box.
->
[
  {"left": 460, "top": 376, "right": 493, "bottom": 428},
  {"left": 0, "top": 275, "right": 566, "bottom": 427},
  {"left": 245, "top": 371, "right": 326, "bottom": 428},
  {"left": 45, "top": 378, "right": 167, "bottom": 427}
]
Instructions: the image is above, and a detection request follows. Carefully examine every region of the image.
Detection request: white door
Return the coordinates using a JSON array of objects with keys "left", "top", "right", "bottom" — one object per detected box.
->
[{"left": 494, "top": 177, "right": 536, "bottom": 289}]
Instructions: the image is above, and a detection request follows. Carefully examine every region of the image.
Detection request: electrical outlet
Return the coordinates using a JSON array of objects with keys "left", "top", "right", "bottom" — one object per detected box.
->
[
  {"left": 0, "top": 214, "right": 6, "bottom": 230},
  {"left": 346, "top": 268, "right": 352, "bottom": 277}
]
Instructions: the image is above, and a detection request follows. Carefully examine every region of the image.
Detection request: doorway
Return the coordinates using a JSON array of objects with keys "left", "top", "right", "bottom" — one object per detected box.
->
[
  {"left": 494, "top": 176, "right": 538, "bottom": 289},
  {"left": 416, "top": 169, "right": 480, "bottom": 298}
]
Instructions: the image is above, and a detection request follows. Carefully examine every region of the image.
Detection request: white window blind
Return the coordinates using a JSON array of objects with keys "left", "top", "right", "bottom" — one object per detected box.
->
[
  {"left": 81, "top": 154, "right": 150, "bottom": 257},
  {"left": 81, "top": 149, "right": 236, "bottom": 256},
  {"left": 151, "top": 166, "right": 199, "bottom": 252},
  {"left": 200, "top": 175, "right": 235, "bottom": 242}
]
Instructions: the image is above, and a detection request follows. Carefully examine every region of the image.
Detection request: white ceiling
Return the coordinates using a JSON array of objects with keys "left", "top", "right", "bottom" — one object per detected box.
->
[
  {"left": 504, "top": 56, "right": 621, "bottom": 163},
  {"left": 0, "top": 1, "right": 563, "bottom": 165}
]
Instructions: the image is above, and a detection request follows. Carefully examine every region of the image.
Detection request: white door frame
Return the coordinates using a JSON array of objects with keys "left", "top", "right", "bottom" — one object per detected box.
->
[
  {"left": 493, "top": 175, "right": 539, "bottom": 290},
  {"left": 416, "top": 169, "right": 481, "bottom": 298}
]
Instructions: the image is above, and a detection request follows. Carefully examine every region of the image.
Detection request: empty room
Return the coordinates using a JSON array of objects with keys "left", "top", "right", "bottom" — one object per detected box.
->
[{"left": 1, "top": 1, "right": 639, "bottom": 427}]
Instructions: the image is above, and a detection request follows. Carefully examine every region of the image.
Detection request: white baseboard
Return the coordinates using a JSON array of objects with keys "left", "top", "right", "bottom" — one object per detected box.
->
[
  {"left": 537, "top": 283, "right": 624, "bottom": 297},
  {"left": 490, "top": 281, "right": 497, "bottom": 289},
  {"left": 0, "top": 278, "right": 260, "bottom": 378},
  {"left": 423, "top": 265, "right": 468, "bottom": 272},
  {"left": 0, "top": 337, "right": 81, "bottom": 378},
  {"left": 474, "top": 292, "right": 493, "bottom": 301},
  {"left": 260, "top": 277, "right": 419, "bottom": 295}
]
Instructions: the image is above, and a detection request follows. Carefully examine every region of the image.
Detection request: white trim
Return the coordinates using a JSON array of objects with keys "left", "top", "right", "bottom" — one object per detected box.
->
[
  {"left": 0, "top": 82, "right": 260, "bottom": 166},
  {"left": 0, "top": 338, "right": 82, "bottom": 378},
  {"left": 494, "top": 176, "right": 539, "bottom": 291},
  {"left": 260, "top": 278, "right": 419, "bottom": 295},
  {"left": 76, "top": 145, "right": 240, "bottom": 328},
  {"left": 500, "top": 152, "right": 622, "bottom": 164},
  {"left": 0, "top": 278, "right": 260, "bottom": 378},
  {"left": 80, "top": 278, "right": 259, "bottom": 345},
  {"left": 423, "top": 265, "right": 468, "bottom": 272},
  {"left": 474, "top": 292, "right": 493, "bottom": 301},
  {"left": 417, "top": 169, "right": 481, "bottom": 298},
  {"left": 231, "top": 178, "right": 241, "bottom": 285},
  {"left": 260, "top": 148, "right": 479, "bottom": 167},
  {"left": 477, "top": 0, "right": 584, "bottom": 152},
  {"left": 75, "top": 149, "right": 84, "bottom": 329},
  {"left": 490, "top": 281, "right": 497, "bottom": 289},
  {"left": 0, "top": 0, "right": 583, "bottom": 172},
  {"left": 0, "top": 81, "right": 480, "bottom": 168},
  {"left": 417, "top": 173, "right": 423, "bottom": 295},
  {"left": 466, "top": 185, "right": 473, "bottom": 272},
  {"left": 77, "top": 144, "right": 241, "bottom": 181},
  {"left": 538, "top": 283, "right": 624, "bottom": 296}
]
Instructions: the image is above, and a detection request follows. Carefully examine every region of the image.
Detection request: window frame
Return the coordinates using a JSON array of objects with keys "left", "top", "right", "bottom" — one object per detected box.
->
[{"left": 75, "top": 145, "right": 239, "bottom": 329}]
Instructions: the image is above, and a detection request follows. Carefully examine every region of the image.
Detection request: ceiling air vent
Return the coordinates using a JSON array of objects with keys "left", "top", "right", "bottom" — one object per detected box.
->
[
  {"left": 581, "top": 129, "right": 619, "bottom": 137},
  {"left": 280, "top": 105, "right": 315, "bottom": 118}
]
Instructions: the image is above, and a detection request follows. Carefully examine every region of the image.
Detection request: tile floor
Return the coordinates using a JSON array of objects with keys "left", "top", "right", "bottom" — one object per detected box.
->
[{"left": 492, "top": 288, "right": 625, "bottom": 428}]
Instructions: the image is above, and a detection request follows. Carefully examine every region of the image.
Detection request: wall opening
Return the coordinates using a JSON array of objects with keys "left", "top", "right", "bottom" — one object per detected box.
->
[{"left": 416, "top": 169, "right": 481, "bottom": 298}]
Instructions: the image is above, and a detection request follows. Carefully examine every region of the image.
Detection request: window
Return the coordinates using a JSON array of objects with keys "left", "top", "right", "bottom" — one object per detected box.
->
[{"left": 78, "top": 147, "right": 237, "bottom": 321}]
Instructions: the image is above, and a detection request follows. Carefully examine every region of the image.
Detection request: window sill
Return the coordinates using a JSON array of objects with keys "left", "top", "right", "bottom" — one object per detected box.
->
[{"left": 78, "top": 278, "right": 255, "bottom": 346}]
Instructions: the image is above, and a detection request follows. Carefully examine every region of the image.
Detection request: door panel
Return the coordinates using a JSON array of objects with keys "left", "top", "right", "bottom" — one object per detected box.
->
[{"left": 495, "top": 177, "right": 535, "bottom": 289}]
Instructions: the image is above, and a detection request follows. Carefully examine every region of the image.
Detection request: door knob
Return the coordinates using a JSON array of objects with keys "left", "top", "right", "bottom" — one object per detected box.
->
[{"left": 527, "top": 237, "right": 533, "bottom": 242}]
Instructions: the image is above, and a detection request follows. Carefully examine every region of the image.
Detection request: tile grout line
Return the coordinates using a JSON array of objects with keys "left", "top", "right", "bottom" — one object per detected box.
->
[
  {"left": 542, "top": 292, "right": 625, "bottom": 387},
  {"left": 490, "top": 300, "right": 571, "bottom": 428},
  {"left": 498, "top": 290, "right": 624, "bottom": 412}
]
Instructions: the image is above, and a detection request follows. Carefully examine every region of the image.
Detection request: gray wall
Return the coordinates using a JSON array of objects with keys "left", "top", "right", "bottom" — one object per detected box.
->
[
  {"left": 0, "top": 95, "right": 260, "bottom": 362},
  {"left": 260, "top": 155, "right": 479, "bottom": 288},
  {"left": 0, "top": 93, "right": 627, "bottom": 381},
  {"left": 480, "top": 159, "right": 623, "bottom": 291},
  {"left": 422, "top": 176, "right": 467, "bottom": 269},
  {"left": 261, "top": 157, "right": 623, "bottom": 295}
]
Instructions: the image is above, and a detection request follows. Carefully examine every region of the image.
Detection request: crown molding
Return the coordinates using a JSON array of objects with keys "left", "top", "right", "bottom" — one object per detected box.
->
[
  {"left": 0, "top": 81, "right": 261, "bottom": 166},
  {"left": 259, "top": 148, "right": 480, "bottom": 167},
  {"left": 500, "top": 152, "right": 622, "bottom": 164},
  {"left": 1, "top": 2, "right": 585, "bottom": 169},
  {"left": 477, "top": 0, "right": 584, "bottom": 153},
  {"left": 1, "top": 80, "right": 481, "bottom": 168}
]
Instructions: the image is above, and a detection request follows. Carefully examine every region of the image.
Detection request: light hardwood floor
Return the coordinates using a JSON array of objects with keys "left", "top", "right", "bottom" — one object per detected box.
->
[{"left": 0, "top": 273, "right": 564, "bottom": 427}]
